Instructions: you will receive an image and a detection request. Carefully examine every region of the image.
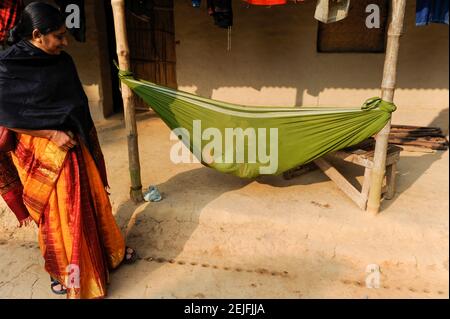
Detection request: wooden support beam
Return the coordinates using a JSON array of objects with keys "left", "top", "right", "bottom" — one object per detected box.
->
[
  {"left": 111, "top": 0, "right": 144, "bottom": 203},
  {"left": 314, "top": 158, "right": 368, "bottom": 210},
  {"left": 314, "top": 144, "right": 402, "bottom": 210},
  {"left": 367, "top": 0, "right": 407, "bottom": 215}
]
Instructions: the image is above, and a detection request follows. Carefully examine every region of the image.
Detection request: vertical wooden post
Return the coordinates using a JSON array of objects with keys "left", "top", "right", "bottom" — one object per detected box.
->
[
  {"left": 111, "top": 0, "right": 144, "bottom": 203},
  {"left": 367, "top": 0, "right": 407, "bottom": 214}
]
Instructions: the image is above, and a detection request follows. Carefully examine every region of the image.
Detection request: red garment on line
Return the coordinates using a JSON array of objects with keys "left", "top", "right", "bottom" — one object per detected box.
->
[
  {"left": 0, "top": 0, "right": 23, "bottom": 42},
  {"left": 246, "top": 0, "right": 287, "bottom": 5}
]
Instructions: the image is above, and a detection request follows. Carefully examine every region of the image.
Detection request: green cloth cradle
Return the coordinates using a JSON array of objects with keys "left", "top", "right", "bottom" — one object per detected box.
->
[{"left": 119, "top": 70, "right": 395, "bottom": 178}]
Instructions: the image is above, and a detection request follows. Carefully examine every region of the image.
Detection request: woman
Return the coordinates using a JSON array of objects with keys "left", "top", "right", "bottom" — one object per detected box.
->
[{"left": 0, "top": 2, "right": 136, "bottom": 299}]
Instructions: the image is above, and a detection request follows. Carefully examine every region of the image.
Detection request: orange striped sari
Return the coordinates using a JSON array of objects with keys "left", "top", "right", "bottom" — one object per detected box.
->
[{"left": 11, "top": 133, "right": 125, "bottom": 299}]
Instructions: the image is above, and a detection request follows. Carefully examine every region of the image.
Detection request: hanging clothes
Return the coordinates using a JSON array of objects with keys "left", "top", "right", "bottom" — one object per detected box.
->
[
  {"left": 416, "top": 0, "right": 449, "bottom": 26},
  {"left": 245, "top": 0, "right": 287, "bottom": 5},
  {"left": 54, "top": 0, "right": 86, "bottom": 42},
  {"left": 0, "top": 0, "right": 23, "bottom": 44},
  {"left": 207, "top": 0, "right": 233, "bottom": 28},
  {"left": 314, "top": 0, "right": 350, "bottom": 24}
]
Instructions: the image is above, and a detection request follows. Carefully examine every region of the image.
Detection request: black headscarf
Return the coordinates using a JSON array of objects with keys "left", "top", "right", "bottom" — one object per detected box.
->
[{"left": 0, "top": 40, "right": 108, "bottom": 186}]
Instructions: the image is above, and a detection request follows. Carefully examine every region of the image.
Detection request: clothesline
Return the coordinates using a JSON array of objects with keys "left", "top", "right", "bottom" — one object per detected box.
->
[
  {"left": 200, "top": 0, "right": 449, "bottom": 29},
  {"left": 203, "top": 0, "right": 351, "bottom": 29},
  {"left": 1, "top": 0, "right": 447, "bottom": 50}
]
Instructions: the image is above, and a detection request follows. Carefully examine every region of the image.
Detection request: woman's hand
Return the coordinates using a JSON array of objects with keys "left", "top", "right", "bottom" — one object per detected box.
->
[{"left": 49, "top": 130, "right": 77, "bottom": 151}]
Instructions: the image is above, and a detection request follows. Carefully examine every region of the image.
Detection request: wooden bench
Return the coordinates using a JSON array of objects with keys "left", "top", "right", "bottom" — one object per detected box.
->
[{"left": 284, "top": 139, "right": 402, "bottom": 210}]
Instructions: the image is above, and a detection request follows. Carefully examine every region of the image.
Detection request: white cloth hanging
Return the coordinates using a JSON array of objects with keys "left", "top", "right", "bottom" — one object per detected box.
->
[{"left": 314, "top": 0, "right": 350, "bottom": 24}]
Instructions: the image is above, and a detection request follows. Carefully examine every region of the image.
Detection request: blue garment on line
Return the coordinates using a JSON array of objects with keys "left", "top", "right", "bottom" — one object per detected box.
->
[{"left": 416, "top": 0, "right": 449, "bottom": 26}]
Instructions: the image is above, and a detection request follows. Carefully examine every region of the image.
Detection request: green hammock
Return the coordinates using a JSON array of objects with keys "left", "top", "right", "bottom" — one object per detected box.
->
[{"left": 118, "top": 70, "right": 396, "bottom": 178}]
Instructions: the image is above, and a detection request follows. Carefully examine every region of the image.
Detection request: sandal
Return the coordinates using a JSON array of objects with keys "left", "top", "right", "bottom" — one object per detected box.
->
[
  {"left": 123, "top": 246, "right": 138, "bottom": 265},
  {"left": 50, "top": 276, "right": 67, "bottom": 295}
]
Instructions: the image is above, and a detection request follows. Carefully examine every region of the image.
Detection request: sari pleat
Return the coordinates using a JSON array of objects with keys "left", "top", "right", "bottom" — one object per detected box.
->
[{"left": 11, "top": 133, "right": 125, "bottom": 299}]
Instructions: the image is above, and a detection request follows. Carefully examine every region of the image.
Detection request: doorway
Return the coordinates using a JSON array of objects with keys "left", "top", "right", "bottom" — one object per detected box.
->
[{"left": 104, "top": 0, "right": 177, "bottom": 114}]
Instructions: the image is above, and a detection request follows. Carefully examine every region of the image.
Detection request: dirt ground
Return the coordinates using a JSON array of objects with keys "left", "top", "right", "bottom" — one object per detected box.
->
[{"left": 0, "top": 112, "right": 448, "bottom": 299}]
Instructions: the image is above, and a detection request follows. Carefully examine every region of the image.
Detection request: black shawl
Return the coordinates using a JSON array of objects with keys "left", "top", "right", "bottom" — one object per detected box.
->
[{"left": 0, "top": 40, "right": 108, "bottom": 186}]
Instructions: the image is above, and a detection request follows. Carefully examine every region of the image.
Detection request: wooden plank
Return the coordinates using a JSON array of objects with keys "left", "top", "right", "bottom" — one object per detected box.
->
[
  {"left": 360, "top": 168, "right": 372, "bottom": 209},
  {"left": 389, "top": 139, "right": 448, "bottom": 150},
  {"left": 329, "top": 144, "right": 401, "bottom": 169},
  {"left": 390, "top": 131, "right": 445, "bottom": 138},
  {"left": 385, "top": 153, "right": 400, "bottom": 166},
  {"left": 329, "top": 151, "right": 373, "bottom": 168},
  {"left": 319, "top": 141, "right": 401, "bottom": 210},
  {"left": 391, "top": 124, "right": 443, "bottom": 132},
  {"left": 314, "top": 158, "right": 367, "bottom": 209},
  {"left": 384, "top": 163, "right": 397, "bottom": 200},
  {"left": 396, "top": 145, "right": 435, "bottom": 153}
]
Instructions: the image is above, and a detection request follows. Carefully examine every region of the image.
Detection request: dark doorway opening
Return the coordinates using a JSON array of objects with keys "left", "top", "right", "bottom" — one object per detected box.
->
[{"left": 104, "top": 0, "right": 177, "bottom": 115}]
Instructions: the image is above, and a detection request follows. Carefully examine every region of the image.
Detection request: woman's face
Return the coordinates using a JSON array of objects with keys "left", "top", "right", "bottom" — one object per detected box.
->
[{"left": 31, "top": 25, "right": 68, "bottom": 55}]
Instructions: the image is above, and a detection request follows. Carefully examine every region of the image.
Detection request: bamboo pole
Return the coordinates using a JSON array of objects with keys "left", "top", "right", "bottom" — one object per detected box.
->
[
  {"left": 111, "top": 0, "right": 144, "bottom": 203},
  {"left": 367, "top": 0, "right": 407, "bottom": 214}
]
